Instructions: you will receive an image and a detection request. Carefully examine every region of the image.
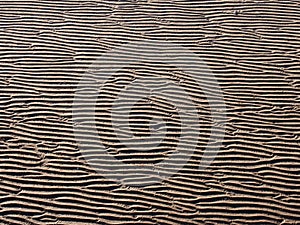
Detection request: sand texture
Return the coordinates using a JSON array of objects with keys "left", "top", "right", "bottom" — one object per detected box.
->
[{"left": 0, "top": 0, "right": 300, "bottom": 224}]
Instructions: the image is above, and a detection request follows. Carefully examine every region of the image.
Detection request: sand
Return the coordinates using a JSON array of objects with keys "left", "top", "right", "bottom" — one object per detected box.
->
[{"left": 0, "top": 0, "right": 300, "bottom": 224}]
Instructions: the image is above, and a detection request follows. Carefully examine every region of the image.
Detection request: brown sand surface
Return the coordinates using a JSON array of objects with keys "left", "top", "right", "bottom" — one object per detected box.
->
[{"left": 0, "top": 0, "right": 300, "bottom": 224}]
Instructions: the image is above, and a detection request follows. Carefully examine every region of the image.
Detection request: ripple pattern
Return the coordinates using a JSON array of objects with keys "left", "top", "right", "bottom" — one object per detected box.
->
[{"left": 0, "top": 0, "right": 300, "bottom": 224}]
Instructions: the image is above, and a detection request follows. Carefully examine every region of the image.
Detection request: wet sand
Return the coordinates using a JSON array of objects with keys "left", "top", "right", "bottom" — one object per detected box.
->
[{"left": 0, "top": 0, "right": 300, "bottom": 224}]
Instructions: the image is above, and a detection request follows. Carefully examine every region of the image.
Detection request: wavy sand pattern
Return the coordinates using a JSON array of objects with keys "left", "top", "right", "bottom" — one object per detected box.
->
[{"left": 0, "top": 0, "right": 300, "bottom": 224}]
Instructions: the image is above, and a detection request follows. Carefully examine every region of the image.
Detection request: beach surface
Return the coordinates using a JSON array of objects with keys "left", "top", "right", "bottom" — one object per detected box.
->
[{"left": 0, "top": 0, "right": 300, "bottom": 224}]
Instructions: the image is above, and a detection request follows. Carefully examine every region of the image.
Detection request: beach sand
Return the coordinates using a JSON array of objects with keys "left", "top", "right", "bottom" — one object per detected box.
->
[{"left": 0, "top": 0, "right": 300, "bottom": 224}]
